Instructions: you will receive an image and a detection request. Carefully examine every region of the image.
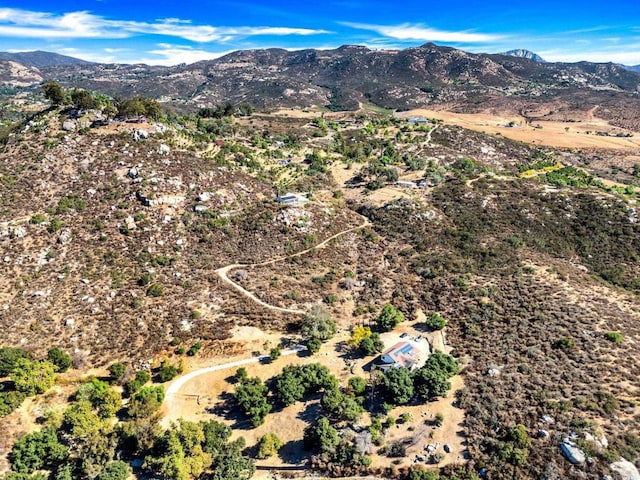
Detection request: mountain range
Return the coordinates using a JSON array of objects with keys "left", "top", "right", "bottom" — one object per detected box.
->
[{"left": 1, "top": 44, "right": 639, "bottom": 125}]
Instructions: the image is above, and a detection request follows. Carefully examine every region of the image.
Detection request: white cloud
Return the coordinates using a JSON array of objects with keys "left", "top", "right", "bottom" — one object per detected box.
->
[
  {"left": 341, "top": 22, "right": 503, "bottom": 43},
  {"left": 541, "top": 48, "right": 640, "bottom": 65},
  {"left": 142, "top": 45, "right": 230, "bottom": 65},
  {"left": 0, "top": 7, "right": 330, "bottom": 42}
]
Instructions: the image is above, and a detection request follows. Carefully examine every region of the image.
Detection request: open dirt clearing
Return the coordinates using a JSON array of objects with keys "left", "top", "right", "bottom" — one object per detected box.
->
[{"left": 397, "top": 108, "right": 640, "bottom": 150}]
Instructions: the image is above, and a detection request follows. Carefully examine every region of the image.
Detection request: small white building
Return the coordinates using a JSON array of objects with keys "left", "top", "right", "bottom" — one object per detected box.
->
[
  {"left": 396, "top": 181, "right": 418, "bottom": 189},
  {"left": 276, "top": 193, "right": 309, "bottom": 207}
]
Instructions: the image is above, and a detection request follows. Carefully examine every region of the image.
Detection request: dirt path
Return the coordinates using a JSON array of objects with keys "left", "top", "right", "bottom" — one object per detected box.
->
[
  {"left": 215, "top": 215, "right": 370, "bottom": 314},
  {"left": 426, "top": 122, "right": 438, "bottom": 144},
  {"left": 166, "top": 346, "right": 305, "bottom": 397}
]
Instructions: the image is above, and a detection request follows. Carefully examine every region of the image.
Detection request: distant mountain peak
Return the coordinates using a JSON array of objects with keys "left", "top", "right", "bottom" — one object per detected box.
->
[
  {"left": 501, "top": 49, "right": 546, "bottom": 63},
  {"left": 0, "top": 50, "right": 90, "bottom": 68}
]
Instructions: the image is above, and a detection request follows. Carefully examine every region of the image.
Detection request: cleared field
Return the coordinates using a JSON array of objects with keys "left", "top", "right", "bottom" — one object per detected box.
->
[{"left": 397, "top": 108, "right": 640, "bottom": 149}]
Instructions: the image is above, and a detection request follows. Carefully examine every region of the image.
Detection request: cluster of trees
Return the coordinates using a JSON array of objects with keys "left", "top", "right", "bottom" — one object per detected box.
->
[
  {"left": 234, "top": 363, "right": 367, "bottom": 426},
  {"left": 4, "top": 352, "right": 256, "bottom": 480},
  {"left": 146, "top": 420, "right": 253, "bottom": 480},
  {"left": 381, "top": 352, "right": 460, "bottom": 406},
  {"left": 1, "top": 346, "right": 71, "bottom": 417},
  {"left": 41, "top": 81, "right": 162, "bottom": 120},
  {"left": 234, "top": 368, "right": 271, "bottom": 427},
  {"left": 197, "top": 101, "right": 252, "bottom": 118},
  {"left": 350, "top": 326, "right": 384, "bottom": 356}
]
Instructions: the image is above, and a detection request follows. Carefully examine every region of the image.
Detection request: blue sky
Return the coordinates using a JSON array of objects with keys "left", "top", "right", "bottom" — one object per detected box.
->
[{"left": 0, "top": 1, "right": 639, "bottom": 65}]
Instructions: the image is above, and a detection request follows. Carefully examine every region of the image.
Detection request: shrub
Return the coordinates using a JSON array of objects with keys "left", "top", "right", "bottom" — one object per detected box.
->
[
  {"left": 0, "top": 347, "right": 29, "bottom": 376},
  {"left": 156, "top": 359, "right": 179, "bottom": 383},
  {"left": 301, "top": 305, "right": 337, "bottom": 341},
  {"left": 187, "top": 342, "right": 203, "bottom": 356},
  {"left": 434, "top": 413, "right": 444, "bottom": 427},
  {"left": 269, "top": 346, "right": 282, "bottom": 361},
  {"left": 108, "top": 362, "right": 126, "bottom": 385},
  {"left": 0, "top": 391, "right": 26, "bottom": 417},
  {"left": 256, "top": 433, "right": 283, "bottom": 459},
  {"left": 604, "top": 331, "right": 623, "bottom": 344},
  {"left": 11, "top": 359, "right": 56, "bottom": 396},
  {"left": 29, "top": 213, "right": 46, "bottom": 224},
  {"left": 359, "top": 332, "right": 384, "bottom": 355},
  {"left": 124, "top": 370, "right": 150, "bottom": 396},
  {"left": 425, "top": 312, "right": 447, "bottom": 330},
  {"left": 97, "top": 461, "right": 131, "bottom": 480},
  {"left": 146, "top": 283, "right": 164, "bottom": 297},
  {"left": 553, "top": 336, "right": 575, "bottom": 350},
  {"left": 47, "top": 348, "right": 72, "bottom": 373},
  {"left": 128, "top": 386, "right": 164, "bottom": 418},
  {"left": 307, "top": 337, "right": 322, "bottom": 354}
]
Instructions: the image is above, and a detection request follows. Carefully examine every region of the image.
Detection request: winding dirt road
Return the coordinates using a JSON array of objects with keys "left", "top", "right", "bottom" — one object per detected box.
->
[{"left": 215, "top": 214, "right": 370, "bottom": 314}]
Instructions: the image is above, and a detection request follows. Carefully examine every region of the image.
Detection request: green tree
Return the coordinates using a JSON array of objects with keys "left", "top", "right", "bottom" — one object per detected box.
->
[
  {"left": 200, "top": 420, "right": 232, "bottom": 456},
  {"left": 0, "top": 347, "right": 29, "bottom": 376},
  {"left": 234, "top": 377, "right": 271, "bottom": 427},
  {"left": 307, "top": 337, "right": 322, "bottom": 354},
  {"left": 413, "top": 352, "right": 459, "bottom": 401},
  {"left": 350, "top": 326, "right": 372, "bottom": 347},
  {"left": 156, "top": 358, "right": 180, "bottom": 383},
  {"left": 424, "top": 352, "right": 460, "bottom": 377},
  {"left": 9, "top": 428, "right": 67, "bottom": 474},
  {"left": 256, "top": 433, "right": 283, "bottom": 459},
  {"left": 124, "top": 370, "right": 150, "bottom": 396},
  {"left": 348, "top": 376, "right": 367, "bottom": 396},
  {"left": 97, "top": 461, "right": 131, "bottom": 480},
  {"left": 147, "top": 421, "right": 212, "bottom": 480},
  {"left": 301, "top": 305, "right": 337, "bottom": 341},
  {"left": 108, "top": 362, "right": 126, "bottom": 385},
  {"left": 359, "top": 332, "right": 384, "bottom": 355},
  {"left": 304, "top": 417, "right": 339, "bottom": 454},
  {"left": 408, "top": 468, "right": 440, "bottom": 480},
  {"left": 0, "top": 391, "right": 26, "bottom": 417},
  {"left": 70, "top": 89, "right": 96, "bottom": 110},
  {"left": 128, "top": 386, "right": 165, "bottom": 418},
  {"left": 376, "top": 304, "right": 404, "bottom": 331},
  {"left": 321, "top": 388, "right": 363, "bottom": 422},
  {"left": 47, "top": 348, "right": 72, "bottom": 373},
  {"left": 425, "top": 312, "right": 447, "bottom": 330},
  {"left": 11, "top": 359, "right": 56, "bottom": 396},
  {"left": 62, "top": 401, "right": 104, "bottom": 438},
  {"left": 269, "top": 346, "right": 281, "bottom": 361},
  {"left": 76, "top": 379, "right": 122, "bottom": 418},
  {"left": 272, "top": 363, "right": 338, "bottom": 406},
  {"left": 413, "top": 368, "right": 451, "bottom": 400},
  {"left": 382, "top": 367, "right": 414, "bottom": 404},
  {"left": 207, "top": 438, "right": 255, "bottom": 480},
  {"left": 42, "top": 81, "right": 66, "bottom": 105}
]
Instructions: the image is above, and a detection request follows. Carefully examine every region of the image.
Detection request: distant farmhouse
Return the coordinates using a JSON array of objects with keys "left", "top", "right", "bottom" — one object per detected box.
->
[
  {"left": 276, "top": 193, "right": 309, "bottom": 207},
  {"left": 396, "top": 180, "right": 417, "bottom": 189},
  {"left": 407, "top": 117, "right": 430, "bottom": 125},
  {"left": 379, "top": 342, "right": 420, "bottom": 370}
]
